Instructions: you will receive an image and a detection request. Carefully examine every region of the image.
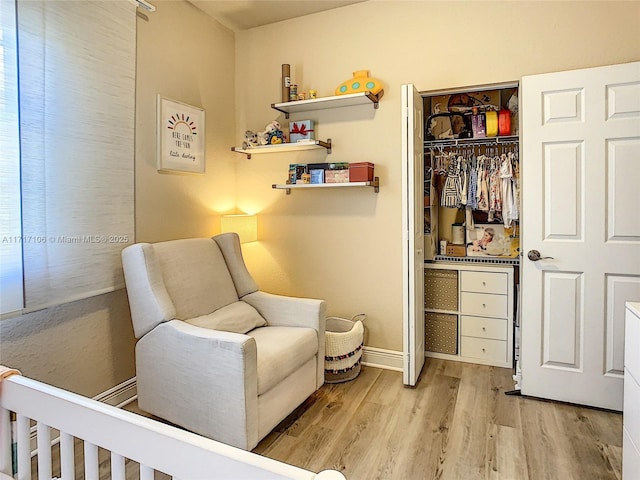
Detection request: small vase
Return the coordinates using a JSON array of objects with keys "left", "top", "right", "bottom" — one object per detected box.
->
[{"left": 335, "top": 70, "right": 383, "bottom": 96}]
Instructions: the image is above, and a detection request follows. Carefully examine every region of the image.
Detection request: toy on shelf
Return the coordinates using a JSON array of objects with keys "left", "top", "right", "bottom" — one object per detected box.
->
[
  {"left": 258, "top": 120, "right": 287, "bottom": 145},
  {"left": 241, "top": 130, "right": 258, "bottom": 149},
  {"left": 335, "top": 70, "right": 383, "bottom": 96}
]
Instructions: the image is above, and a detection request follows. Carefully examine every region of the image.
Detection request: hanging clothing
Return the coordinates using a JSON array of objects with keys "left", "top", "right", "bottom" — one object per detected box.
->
[
  {"left": 441, "top": 154, "right": 462, "bottom": 208},
  {"left": 500, "top": 153, "right": 517, "bottom": 227},
  {"left": 488, "top": 155, "right": 502, "bottom": 222},
  {"left": 476, "top": 155, "right": 489, "bottom": 212},
  {"left": 467, "top": 154, "right": 478, "bottom": 209},
  {"left": 459, "top": 156, "right": 468, "bottom": 207}
]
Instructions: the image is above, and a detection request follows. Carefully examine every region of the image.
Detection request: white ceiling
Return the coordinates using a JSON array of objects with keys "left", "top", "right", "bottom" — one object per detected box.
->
[{"left": 189, "top": 0, "right": 366, "bottom": 31}]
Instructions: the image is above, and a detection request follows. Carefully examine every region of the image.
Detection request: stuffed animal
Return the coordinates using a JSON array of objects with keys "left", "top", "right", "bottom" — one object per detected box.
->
[
  {"left": 262, "top": 120, "right": 280, "bottom": 134},
  {"left": 257, "top": 131, "right": 269, "bottom": 146},
  {"left": 241, "top": 130, "right": 258, "bottom": 149},
  {"left": 268, "top": 130, "right": 286, "bottom": 144},
  {"left": 259, "top": 120, "right": 286, "bottom": 145}
]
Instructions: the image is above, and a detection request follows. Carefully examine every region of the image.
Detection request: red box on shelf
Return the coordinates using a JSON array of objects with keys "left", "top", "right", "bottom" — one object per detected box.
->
[{"left": 349, "top": 162, "right": 375, "bottom": 182}]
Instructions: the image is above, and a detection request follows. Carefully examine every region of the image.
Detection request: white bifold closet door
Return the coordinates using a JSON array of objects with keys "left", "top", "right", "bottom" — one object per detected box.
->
[
  {"left": 18, "top": 0, "right": 136, "bottom": 310},
  {"left": 401, "top": 84, "right": 425, "bottom": 386}
]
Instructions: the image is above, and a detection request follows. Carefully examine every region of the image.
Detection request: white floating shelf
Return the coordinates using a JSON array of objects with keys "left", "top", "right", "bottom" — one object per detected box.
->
[
  {"left": 272, "top": 177, "right": 380, "bottom": 195},
  {"left": 232, "top": 139, "right": 331, "bottom": 159},
  {"left": 271, "top": 91, "right": 384, "bottom": 118}
]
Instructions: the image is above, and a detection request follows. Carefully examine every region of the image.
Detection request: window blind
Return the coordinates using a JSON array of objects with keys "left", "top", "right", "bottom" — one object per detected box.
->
[
  {"left": 18, "top": 0, "right": 136, "bottom": 311},
  {"left": 0, "top": 0, "right": 23, "bottom": 315}
]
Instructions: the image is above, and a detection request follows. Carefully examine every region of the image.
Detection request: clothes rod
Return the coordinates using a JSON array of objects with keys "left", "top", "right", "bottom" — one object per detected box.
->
[{"left": 424, "top": 136, "right": 519, "bottom": 149}]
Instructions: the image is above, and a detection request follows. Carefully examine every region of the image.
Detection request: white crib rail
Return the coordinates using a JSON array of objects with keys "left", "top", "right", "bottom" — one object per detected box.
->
[{"left": 0, "top": 374, "right": 345, "bottom": 480}]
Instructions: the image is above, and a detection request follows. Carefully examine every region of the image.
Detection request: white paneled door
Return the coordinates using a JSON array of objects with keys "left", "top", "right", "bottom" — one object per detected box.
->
[
  {"left": 521, "top": 62, "right": 640, "bottom": 410},
  {"left": 402, "top": 84, "right": 425, "bottom": 386}
]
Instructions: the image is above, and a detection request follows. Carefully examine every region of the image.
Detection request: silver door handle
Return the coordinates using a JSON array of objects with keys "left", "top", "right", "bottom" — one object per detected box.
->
[{"left": 527, "top": 249, "right": 554, "bottom": 261}]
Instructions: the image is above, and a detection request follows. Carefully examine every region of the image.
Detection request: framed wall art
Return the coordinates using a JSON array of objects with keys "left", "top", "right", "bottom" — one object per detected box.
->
[{"left": 157, "top": 95, "right": 205, "bottom": 174}]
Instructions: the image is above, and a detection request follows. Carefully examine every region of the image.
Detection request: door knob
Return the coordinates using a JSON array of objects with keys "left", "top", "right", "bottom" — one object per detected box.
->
[{"left": 527, "top": 249, "right": 554, "bottom": 261}]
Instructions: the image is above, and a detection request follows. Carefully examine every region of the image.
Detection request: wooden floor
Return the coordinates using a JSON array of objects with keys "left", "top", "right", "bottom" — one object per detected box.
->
[
  {"left": 32, "top": 358, "right": 622, "bottom": 480},
  {"left": 253, "top": 359, "right": 622, "bottom": 480}
]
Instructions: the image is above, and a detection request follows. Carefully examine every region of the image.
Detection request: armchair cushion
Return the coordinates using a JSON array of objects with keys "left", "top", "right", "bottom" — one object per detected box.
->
[
  {"left": 153, "top": 238, "right": 239, "bottom": 320},
  {"left": 186, "top": 301, "right": 266, "bottom": 334},
  {"left": 247, "top": 326, "right": 318, "bottom": 394}
]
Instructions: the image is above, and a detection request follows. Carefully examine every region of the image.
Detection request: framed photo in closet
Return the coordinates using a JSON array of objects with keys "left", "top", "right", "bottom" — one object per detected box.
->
[
  {"left": 466, "top": 224, "right": 516, "bottom": 257},
  {"left": 157, "top": 95, "right": 206, "bottom": 174}
]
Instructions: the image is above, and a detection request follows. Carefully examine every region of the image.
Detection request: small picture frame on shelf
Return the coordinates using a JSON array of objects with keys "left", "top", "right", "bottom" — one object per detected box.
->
[
  {"left": 466, "top": 224, "right": 517, "bottom": 257},
  {"left": 157, "top": 95, "right": 205, "bottom": 174}
]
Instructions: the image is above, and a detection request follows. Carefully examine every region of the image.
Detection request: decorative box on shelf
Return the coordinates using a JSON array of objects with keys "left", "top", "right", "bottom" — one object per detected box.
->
[
  {"left": 288, "top": 164, "right": 307, "bottom": 184},
  {"left": 325, "top": 169, "right": 349, "bottom": 183},
  {"left": 446, "top": 244, "right": 466, "bottom": 257},
  {"left": 289, "top": 120, "right": 314, "bottom": 143},
  {"left": 310, "top": 169, "right": 324, "bottom": 184},
  {"left": 349, "top": 162, "right": 374, "bottom": 182}
]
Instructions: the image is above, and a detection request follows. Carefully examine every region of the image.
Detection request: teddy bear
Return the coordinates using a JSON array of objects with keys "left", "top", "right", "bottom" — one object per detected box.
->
[{"left": 241, "top": 130, "right": 258, "bottom": 149}]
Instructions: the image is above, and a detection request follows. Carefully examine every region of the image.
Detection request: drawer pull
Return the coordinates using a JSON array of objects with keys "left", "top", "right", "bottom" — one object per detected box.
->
[
  {"left": 482, "top": 281, "right": 486, "bottom": 286},
  {"left": 482, "top": 327, "right": 486, "bottom": 331},
  {"left": 482, "top": 303, "right": 486, "bottom": 308},
  {"left": 482, "top": 348, "right": 486, "bottom": 352}
]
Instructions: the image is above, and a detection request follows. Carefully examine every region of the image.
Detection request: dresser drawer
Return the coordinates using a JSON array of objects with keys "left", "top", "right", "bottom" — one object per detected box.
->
[
  {"left": 460, "top": 292, "right": 508, "bottom": 318},
  {"left": 460, "top": 315, "right": 507, "bottom": 340},
  {"left": 460, "top": 271, "right": 508, "bottom": 295},
  {"left": 460, "top": 336, "right": 507, "bottom": 363}
]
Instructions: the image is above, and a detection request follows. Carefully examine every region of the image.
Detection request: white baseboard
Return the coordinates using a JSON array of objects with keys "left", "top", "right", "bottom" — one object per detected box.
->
[
  {"left": 361, "top": 346, "right": 403, "bottom": 372},
  {"left": 94, "top": 376, "right": 137, "bottom": 408}
]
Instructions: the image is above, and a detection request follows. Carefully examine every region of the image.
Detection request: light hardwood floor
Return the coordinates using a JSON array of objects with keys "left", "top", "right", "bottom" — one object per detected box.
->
[
  {"left": 252, "top": 359, "right": 622, "bottom": 480},
  {"left": 33, "top": 358, "right": 622, "bottom": 480}
]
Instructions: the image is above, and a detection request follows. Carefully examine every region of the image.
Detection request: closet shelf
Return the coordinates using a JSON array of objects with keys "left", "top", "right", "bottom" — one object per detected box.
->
[
  {"left": 232, "top": 139, "right": 331, "bottom": 159},
  {"left": 271, "top": 91, "right": 384, "bottom": 118},
  {"left": 430, "top": 255, "right": 520, "bottom": 266},
  {"left": 273, "top": 177, "right": 380, "bottom": 195},
  {"left": 424, "top": 135, "right": 518, "bottom": 149}
]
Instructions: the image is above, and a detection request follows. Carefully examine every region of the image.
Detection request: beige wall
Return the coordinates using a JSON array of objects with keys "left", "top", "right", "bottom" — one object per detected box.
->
[
  {"left": 0, "top": 0, "right": 237, "bottom": 396},
  {"left": 235, "top": 1, "right": 640, "bottom": 352},
  {"left": 135, "top": 0, "right": 237, "bottom": 242}
]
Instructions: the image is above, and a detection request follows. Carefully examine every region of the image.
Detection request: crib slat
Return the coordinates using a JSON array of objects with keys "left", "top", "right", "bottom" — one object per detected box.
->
[
  {"left": 111, "top": 452, "right": 125, "bottom": 480},
  {"left": 140, "top": 464, "right": 154, "bottom": 480},
  {"left": 0, "top": 407, "right": 11, "bottom": 476},
  {"left": 84, "top": 441, "right": 99, "bottom": 480},
  {"left": 16, "top": 414, "right": 30, "bottom": 480},
  {"left": 60, "top": 432, "right": 75, "bottom": 480},
  {"left": 36, "top": 423, "right": 51, "bottom": 480}
]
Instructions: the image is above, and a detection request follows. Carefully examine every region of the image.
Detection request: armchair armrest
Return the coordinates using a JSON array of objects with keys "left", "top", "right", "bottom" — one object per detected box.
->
[
  {"left": 135, "top": 320, "right": 259, "bottom": 450},
  {"left": 242, "top": 291, "right": 326, "bottom": 389},
  {"left": 242, "top": 291, "right": 325, "bottom": 332}
]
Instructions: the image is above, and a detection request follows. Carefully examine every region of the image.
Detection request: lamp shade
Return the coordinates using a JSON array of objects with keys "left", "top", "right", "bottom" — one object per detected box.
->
[{"left": 221, "top": 214, "right": 257, "bottom": 244}]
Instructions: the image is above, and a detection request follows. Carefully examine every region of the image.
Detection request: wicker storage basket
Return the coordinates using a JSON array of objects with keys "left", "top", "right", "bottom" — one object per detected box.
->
[{"left": 324, "top": 314, "right": 366, "bottom": 383}]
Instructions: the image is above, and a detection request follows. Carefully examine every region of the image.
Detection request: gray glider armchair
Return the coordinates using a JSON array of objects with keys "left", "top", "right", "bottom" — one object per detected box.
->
[{"left": 121, "top": 233, "right": 326, "bottom": 450}]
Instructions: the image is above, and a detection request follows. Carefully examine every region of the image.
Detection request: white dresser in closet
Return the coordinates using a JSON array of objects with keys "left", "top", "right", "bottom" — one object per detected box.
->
[
  {"left": 424, "top": 263, "right": 514, "bottom": 368},
  {"left": 624, "top": 302, "right": 640, "bottom": 479}
]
